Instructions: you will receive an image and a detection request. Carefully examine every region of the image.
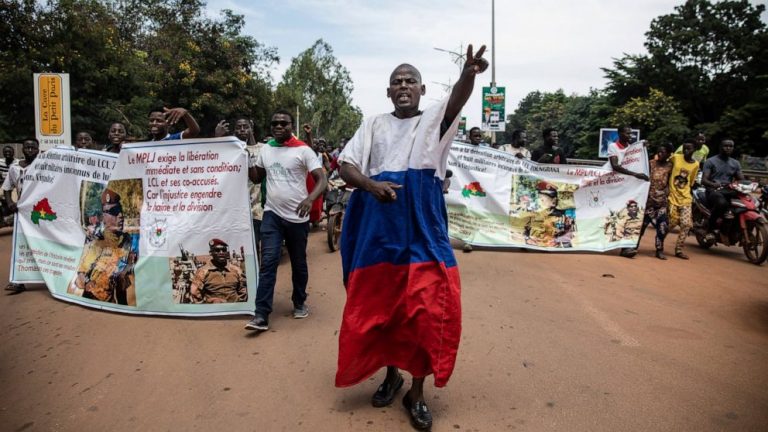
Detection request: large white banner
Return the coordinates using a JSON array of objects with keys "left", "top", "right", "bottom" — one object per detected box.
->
[
  {"left": 12, "top": 138, "right": 257, "bottom": 316},
  {"left": 446, "top": 142, "right": 650, "bottom": 251}
]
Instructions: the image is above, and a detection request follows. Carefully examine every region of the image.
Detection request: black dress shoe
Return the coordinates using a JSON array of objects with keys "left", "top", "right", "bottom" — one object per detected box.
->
[
  {"left": 371, "top": 373, "right": 403, "bottom": 407},
  {"left": 402, "top": 392, "right": 432, "bottom": 430}
]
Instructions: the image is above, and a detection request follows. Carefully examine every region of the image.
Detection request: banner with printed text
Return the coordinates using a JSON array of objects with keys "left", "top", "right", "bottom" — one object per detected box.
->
[
  {"left": 446, "top": 142, "right": 650, "bottom": 251},
  {"left": 11, "top": 138, "right": 257, "bottom": 316}
]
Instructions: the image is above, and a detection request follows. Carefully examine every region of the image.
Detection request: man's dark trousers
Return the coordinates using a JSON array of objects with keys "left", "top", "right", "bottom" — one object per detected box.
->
[{"left": 254, "top": 210, "right": 309, "bottom": 317}]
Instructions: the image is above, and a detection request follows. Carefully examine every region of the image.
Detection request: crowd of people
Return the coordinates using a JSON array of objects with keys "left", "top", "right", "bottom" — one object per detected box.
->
[{"left": 0, "top": 41, "right": 753, "bottom": 430}]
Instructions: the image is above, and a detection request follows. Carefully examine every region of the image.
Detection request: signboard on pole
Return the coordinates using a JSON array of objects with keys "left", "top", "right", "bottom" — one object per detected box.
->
[
  {"left": 34, "top": 73, "right": 71, "bottom": 150},
  {"left": 481, "top": 86, "right": 505, "bottom": 132}
]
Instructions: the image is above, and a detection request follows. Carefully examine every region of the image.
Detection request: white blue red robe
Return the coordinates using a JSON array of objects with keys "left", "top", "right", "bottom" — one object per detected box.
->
[{"left": 335, "top": 97, "right": 461, "bottom": 387}]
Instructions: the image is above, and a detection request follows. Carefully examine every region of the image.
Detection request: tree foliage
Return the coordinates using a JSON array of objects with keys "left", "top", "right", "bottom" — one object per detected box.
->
[
  {"left": 0, "top": 1, "right": 362, "bottom": 145},
  {"left": 504, "top": 0, "right": 768, "bottom": 158},
  {"left": 609, "top": 88, "right": 690, "bottom": 147},
  {"left": 274, "top": 40, "right": 362, "bottom": 144},
  {"left": 602, "top": 0, "right": 768, "bottom": 155}
]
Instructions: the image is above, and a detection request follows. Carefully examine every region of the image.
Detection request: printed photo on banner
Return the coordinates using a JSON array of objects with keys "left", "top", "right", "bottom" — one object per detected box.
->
[
  {"left": 169, "top": 238, "right": 247, "bottom": 304},
  {"left": 603, "top": 199, "right": 643, "bottom": 243},
  {"left": 67, "top": 179, "right": 142, "bottom": 306},
  {"left": 598, "top": 128, "right": 640, "bottom": 158},
  {"left": 510, "top": 177, "right": 578, "bottom": 248}
]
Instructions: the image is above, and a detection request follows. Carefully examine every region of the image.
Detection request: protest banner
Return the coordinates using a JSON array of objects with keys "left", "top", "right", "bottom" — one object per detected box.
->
[
  {"left": 12, "top": 138, "right": 257, "bottom": 316},
  {"left": 446, "top": 142, "right": 650, "bottom": 251}
]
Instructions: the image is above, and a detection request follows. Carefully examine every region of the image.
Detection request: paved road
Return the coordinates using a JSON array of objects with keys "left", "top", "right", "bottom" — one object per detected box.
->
[{"left": 1, "top": 227, "right": 767, "bottom": 431}]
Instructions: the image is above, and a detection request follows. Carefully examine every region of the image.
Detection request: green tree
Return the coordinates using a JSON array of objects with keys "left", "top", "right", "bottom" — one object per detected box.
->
[
  {"left": 0, "top": 0, "right": 278, "bottom": 143},
  {"left": 609, "top": 88, "right": 690, "bottom": 148},
  {"left": 603, "top": 0, "right": 768, "bottom": 155},
  {"left": 274, "top": 39, "right": 362, "bottom": 144}
]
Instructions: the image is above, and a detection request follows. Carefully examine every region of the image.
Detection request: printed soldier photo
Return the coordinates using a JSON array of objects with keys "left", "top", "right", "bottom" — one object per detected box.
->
[
  {"left": 509, "top": 176, "right": 577, "bottom": 247},
  {"left": 604, "top": 199, "right": 643, "bottom": 242},
  {"left": 169, "top": 239, "right": 247, "bottom": 304},
  {"left": 67, "top": 182, "right": 141, "bottom": 306}
]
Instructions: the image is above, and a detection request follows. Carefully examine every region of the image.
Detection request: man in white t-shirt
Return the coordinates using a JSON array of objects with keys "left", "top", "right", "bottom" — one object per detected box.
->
[
  {"left": 244, "top": 109, "right": 326, "bottom": 332},
  {"left": 2, "top": 138, "right": 39, "bottom": 293},
  {"left": 607, "top": 125, "right": 649, "bottom": 258},
  {"left": 499, "top": 129, "right": 531, "bottom": 159}
]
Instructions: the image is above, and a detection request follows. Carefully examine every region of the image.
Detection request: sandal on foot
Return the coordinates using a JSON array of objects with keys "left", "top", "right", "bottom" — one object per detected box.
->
[
  {"left": 371, "top": 373, "right": 403, "bottom": 407},
  {"left": 402, "top": 392, "right": 433, "bottom": 430},
  {"left": 675, "top": 251, "right": 689, "bottom": 260}
]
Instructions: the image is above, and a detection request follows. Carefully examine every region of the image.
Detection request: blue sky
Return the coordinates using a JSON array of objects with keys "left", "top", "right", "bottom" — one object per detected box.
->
[{"left": 205, "top": 0, "right": 767, "bottom": 131}]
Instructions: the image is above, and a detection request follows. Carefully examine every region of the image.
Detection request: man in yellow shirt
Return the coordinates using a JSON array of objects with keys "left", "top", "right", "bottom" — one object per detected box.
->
[
  {"left": 675, "top": 132, "right": 709, "bottom": 164},
  {"left": 668, "top": 139, "right": 699, "bottom": 259}
]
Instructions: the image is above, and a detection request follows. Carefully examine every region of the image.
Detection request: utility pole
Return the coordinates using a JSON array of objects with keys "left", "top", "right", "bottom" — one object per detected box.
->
[{"left": 490, "top": 0, "right": 497, "bottom": 146}]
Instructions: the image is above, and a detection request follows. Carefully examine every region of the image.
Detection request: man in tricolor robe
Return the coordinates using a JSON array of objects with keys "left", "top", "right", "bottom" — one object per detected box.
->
[{"left": 335, "top": 45, "right": 488, "bottom": 430}]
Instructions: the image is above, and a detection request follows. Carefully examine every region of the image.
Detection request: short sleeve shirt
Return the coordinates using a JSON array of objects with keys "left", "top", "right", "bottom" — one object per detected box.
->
[
  {"left": 0, "top": 158, "right": 17, "bottom": 183},
  {"left": 1, "top": 161, "right": 26, "bottom": 196},
  {"left": 531, "top": 146, "right": 567, "bottom": 164},
  {"left": 607, "top": 141, "right": 628, "bottom": 165},
  {"left": 256, "top": 144, "right": 322, "bottom": 223},
  {"left": 668, "top": 154, "right": 699, "bottom": 207},
  {"left": 675, "top": 144, "right": 709, "bottom": 163},
  {"left": 499, "top": 144, "right": 531, "bottom": 159},
  {"left": 703, "top": 156, "right": 742, "bottom": 188},
  {"left": 646, "top": 159, "right": 672, "bottom": 207}
]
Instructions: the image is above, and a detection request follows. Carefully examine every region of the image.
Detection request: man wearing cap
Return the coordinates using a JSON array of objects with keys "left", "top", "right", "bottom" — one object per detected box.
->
[
  {"left": 69, "top": 188, "right": 139, "bottom": 305},
  {"left": 525, "top": 181, "right": 570, "bottom": 247},
  {"left": 189, "top": 239, "right": 247, "bottom": 303},
  {"left": 614, "top": 200, "right": 642, "bottom": 242}
]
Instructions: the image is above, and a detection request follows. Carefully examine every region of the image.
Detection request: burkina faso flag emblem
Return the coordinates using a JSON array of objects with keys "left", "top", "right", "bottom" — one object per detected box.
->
[
  {"left": 461, "top": 181, "right": 487, "bottom": 198},
  {"left": 31, "top": 198, "right": 57, "bottom": 225}
]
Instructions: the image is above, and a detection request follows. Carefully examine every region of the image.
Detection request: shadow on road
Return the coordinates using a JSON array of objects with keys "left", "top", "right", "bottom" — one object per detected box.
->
[{"left": 739, "top": 300, "right": 768, "bottom": 335}]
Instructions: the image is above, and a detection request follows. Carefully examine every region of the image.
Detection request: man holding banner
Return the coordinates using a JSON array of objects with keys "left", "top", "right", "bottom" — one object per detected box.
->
[
  {"left": 3, "top": 138, "right": 39, "bottom": 293},
  {"left": 148, "top": 106, "right": 200, "bottom": 141},
  {"left": 608, "top": 125, "right": 650, "bottom": 258},
  {"left": 335, "top": 44, "right": 488, "bottom": 430}
]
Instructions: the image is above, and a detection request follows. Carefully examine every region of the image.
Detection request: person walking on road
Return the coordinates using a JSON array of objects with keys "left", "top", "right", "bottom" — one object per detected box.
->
[
  {"left": 244, "top": 109, "right": 326, "bottom": 331},
  {"left": 607, "top": 125, "right": 650, "bottom": 258},
  {"left": 667, "top": 139, "right": 699, "bottom": 259},
  {"left": 637, "top": 143, "right": 673, "bottom": 259}
]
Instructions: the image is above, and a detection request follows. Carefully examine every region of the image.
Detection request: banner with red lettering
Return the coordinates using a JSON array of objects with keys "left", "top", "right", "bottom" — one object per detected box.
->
[
  {"left": 446, "top": 141, "right": 650, "bottom": 251},
  {"left": 11, "top": 138, "right": 257, "bottom": 316}
]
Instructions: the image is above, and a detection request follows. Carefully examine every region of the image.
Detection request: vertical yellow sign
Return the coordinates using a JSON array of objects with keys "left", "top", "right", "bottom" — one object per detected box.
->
[{"left": 38, "top": 75, "right": 63, "bottom": 136}]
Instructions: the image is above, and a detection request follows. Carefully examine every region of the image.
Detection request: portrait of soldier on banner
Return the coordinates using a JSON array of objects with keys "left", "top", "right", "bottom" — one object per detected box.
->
[
  {"left": 604, "top": 199, "right": 644, "bottom": 242},
  {"left": 169, "top": 238, "right": 247, "bottom": 304},
  {"left": 67, "top": 179, "right": 142, "bottom": 306},
  {"left": 509, "top": 176, "right": 577, "bottom": 248}
]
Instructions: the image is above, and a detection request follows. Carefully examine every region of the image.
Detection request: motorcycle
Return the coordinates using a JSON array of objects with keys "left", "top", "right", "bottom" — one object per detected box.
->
[
  {"left": 324, "top": 174, "right": 352, "bottom": 252},
  {"left": 692, "top": 182, "right": 768, "bottom": 265},
  {"left": 760, "top": 184, "right": 768, "bottom": 221}
]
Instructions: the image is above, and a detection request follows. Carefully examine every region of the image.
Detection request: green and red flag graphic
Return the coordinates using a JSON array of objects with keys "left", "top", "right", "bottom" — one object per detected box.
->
[
  {"left": 31, "top": 198, "right": 57, "bottom": 225},
  {"left": 462, "top": 181, "right": 487, "bottom": 198}
]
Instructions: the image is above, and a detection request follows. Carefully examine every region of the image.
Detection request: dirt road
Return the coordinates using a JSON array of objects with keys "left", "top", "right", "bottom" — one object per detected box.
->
[{"left": 1, "top": 227, "right": 767, "bottom": 432}]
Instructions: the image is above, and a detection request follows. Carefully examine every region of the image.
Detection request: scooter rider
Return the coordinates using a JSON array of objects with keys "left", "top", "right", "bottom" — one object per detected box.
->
[{"left": 701, "top": 139, "right": 744, "bottom": 241}]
